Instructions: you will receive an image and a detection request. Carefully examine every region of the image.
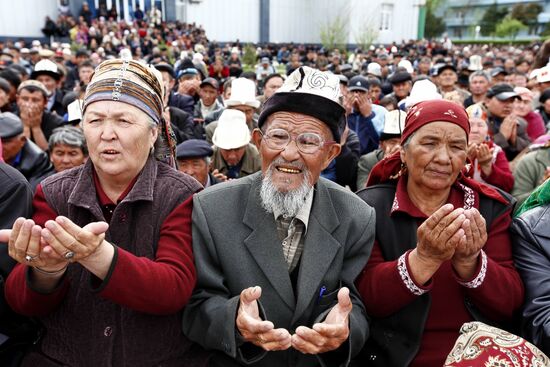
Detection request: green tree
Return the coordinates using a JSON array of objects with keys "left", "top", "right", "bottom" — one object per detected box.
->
[
  {"left": 424, "top": 0, "right": 446, "bottom": 39},
  {"left": 425, "top": 6, "right": 446, "bottom": 38},
  {"left": 354, "top": 22, "right": 379, "bottom": 51},
  {"left": 319, "top": 14, "right": 348, "bottom": 52},
  {"left": 242, "top": 43, "right": 257, "bottom": 70},
  {"left": 480, "top": 3, "right": 509, "bottom": 36},
  {"left": 511, "top": 3, "right": 542, "bottom": 35},
  {"left": 495, "top": 16, "right": 526, "bottom": 40}
]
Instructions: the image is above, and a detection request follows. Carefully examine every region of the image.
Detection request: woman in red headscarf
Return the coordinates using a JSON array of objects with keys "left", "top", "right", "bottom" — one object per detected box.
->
[{"left": 354, "top": 99, "right": 524, "bottom": 366}]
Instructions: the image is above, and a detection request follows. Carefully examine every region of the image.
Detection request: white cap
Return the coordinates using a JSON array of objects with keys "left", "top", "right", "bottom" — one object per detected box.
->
[
  {"left": 468, "top": 55, "right": 483, "bottom": 71},
  {"left": 212, "top": 109, "right": 250, "bottom": 150},
  {"left": 382, "top": 109, "right": 406, "bottom": 136},
  {"left": 367, "top": 62, "right": 382, "bottom": 77},
  {"left": 398, "top": 59, "right": 414, "bottom": 74},
  {"left": 537, "top": 65, "right": 550, "bottom": 83},
  {"left": 402, "top": 79, "right": 442, "bottom": 109},
  {"left": 225, "top": 78, "right": 260, "bottom": 109}
]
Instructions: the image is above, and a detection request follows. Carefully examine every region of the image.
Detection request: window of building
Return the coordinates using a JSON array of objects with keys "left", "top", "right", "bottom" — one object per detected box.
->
[{"left": 380, "top": 3, "right": 393, "bottom": 31}]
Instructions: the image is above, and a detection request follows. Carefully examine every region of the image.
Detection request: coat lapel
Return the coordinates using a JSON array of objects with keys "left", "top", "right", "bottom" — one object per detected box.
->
[
  {"left": 292, "top": 179, "right": 341, "bottom": 324},
  {"left": 243, "top": 177, "right": 296, "bottom": 309}
]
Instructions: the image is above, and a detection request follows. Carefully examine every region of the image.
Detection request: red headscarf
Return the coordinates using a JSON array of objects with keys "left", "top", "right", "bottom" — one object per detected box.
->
[
  {"left": 0, "top": 138, "right": 3, "bottom": 162},
  {"left": 367, "top": 99, "right": 508, "bottom": 204}
]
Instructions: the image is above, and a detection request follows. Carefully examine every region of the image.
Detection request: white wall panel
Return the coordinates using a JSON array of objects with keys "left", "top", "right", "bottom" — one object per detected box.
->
[
  {"left": 0, "top": 0, "right": 58, "bottom": 38},
  {"left": 185, "top": 0, "right": 259, "bottom": 43}
]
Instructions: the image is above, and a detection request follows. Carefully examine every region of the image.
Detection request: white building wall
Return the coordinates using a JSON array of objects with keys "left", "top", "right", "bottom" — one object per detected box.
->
[
  {"left": 270, "top": 0, "right": 419, "bottom": 45},
  {"left": 0, "top": 0, "right": 58, "bottom": 38},
  {"left": 185, "top": 0, "right": 260, "bottom": 43}
]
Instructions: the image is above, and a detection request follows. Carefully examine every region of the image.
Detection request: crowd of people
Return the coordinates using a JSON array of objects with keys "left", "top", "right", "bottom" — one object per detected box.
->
[{"left": 1, "top": 2, "right": 550, "bottom": 367}]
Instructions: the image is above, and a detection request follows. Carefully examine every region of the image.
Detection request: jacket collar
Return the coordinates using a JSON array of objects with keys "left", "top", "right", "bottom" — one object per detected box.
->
[{"left": 68, "top": 155, "right": 158, "bottom": 212}]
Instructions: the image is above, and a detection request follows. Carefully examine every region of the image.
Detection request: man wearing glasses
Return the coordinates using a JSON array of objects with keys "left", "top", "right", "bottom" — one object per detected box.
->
[{"left": 183, "top": 66, "right": 375, "bottom": 367}]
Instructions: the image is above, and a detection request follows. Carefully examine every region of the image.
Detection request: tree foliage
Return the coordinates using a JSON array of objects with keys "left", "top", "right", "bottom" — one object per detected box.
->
[
  {"left": 495, "top": 16, "right": 526, "bottom": 40},
  {"left": 425, "top": 0, "right": 446, "bottom": 39},
  {"left": 510, "top": 3, "right": 542, "bottom": 34},
  {"left": 480, "top": 3, "right": 509, "bottom": 36},
  {"left": 354, "top": 22, "right": 379, "bottom": 51},
  {"left": 242, "top": 43, "right": 257, "bottom": 68},
  {"left": 425, "top": 8, "right": 446, "bottom": 38},
  {"left": 319, "top": 13, "right": 348, "bottom": 52}
]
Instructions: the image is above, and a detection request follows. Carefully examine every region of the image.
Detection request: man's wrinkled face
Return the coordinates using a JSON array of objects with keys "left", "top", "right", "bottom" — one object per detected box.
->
[
  {"left": 263, "top": 77, "right": 283, "bottom": 99},
  {"left": 393, "top": 81, "right": 412, "bottom": 99},
  {"left": 177, "top": 157, "right": 209, "bottom": 186},
  {"left": 36, "top": 74, "right": 58, "bottom": 94},
  {"left": 220, "top": 146, "right": 246, "bottom": 166},
  {"left": 469, "top": 76, "right": 489, "bottom": 96},
  {"left": 16, "top": 89, "right": 47, "bottom": 111},
  {"left": 486, "top": 97, "right": 515, "bottom": 118},
  {"left": 199, "top": 85, "right": 218, "bottom": 107},
  {"left": 252, "top": 111, "right": 341, "bottom": 193}
]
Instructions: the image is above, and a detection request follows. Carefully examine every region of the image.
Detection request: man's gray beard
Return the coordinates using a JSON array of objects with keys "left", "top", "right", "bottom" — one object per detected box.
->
[{"left": 259, "top": 162, "right": 312, "bottom": 218}]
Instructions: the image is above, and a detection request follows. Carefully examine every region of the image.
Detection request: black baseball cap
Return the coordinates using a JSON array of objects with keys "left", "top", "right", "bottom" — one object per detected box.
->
[
  {"left": 348, "top": 75, "right": 369, "bottom": 92},
  {"left": 486, "top": 83, "right": 520, "bottom": 101}
]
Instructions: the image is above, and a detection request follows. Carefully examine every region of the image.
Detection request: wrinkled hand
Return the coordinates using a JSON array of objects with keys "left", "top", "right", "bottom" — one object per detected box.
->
[
  {"left": 543, "top": 167, "right": 550, "bottom": 183},
  {"left": 416, "top": 204, "right": 467, "bottom": 266},
  {"left": 354, "top": 93, "right": 372, "bottom": 117},
  {"left": 41, "top": 216, "right": 109, "bottom": 262},
  {"left": 452, "top": 209, "right": 486, "bottom": 279},
  {"left": 236, "top": 286, "right": 292, "bottom": 351},
  {"left": 19, "top": 103, "right": 43, "bottom": 128},
  {"left": 0, "top": 218, "right": 67, "bottom": 272},
  {"left": 467, "top": 143, "right": 478, "bottom": 162},
  {"left": 211, "top": 169, "right": 228, "bottom": 182},
  {"left": 343, "top": 94, "right": 353, "bottom": 116},
  {"left": 291, "top": 287, "right": 351, "bottom": 354},
  {"left": 499, "top": 115, "right": 517, "bottom": 142}
]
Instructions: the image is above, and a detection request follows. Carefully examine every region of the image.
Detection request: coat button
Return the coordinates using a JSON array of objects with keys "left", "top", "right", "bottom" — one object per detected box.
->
[{"left": 104, "top": 326, "right": 113, "bottom": 337}]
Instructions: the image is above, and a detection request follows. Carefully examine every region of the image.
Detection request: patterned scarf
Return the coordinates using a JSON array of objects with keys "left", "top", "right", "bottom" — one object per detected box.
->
[{"left": 83, "top": 58, "right": 177, "bottom": 167}]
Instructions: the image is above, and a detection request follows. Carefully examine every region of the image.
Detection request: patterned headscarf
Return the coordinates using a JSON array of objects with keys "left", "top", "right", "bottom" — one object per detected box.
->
[{"left": 83, "top": 58, "right": 177, "bottom": 167}]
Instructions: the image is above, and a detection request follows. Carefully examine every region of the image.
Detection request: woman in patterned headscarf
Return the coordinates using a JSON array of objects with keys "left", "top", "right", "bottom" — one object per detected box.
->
[
  {"left": 0, "top": 59, "right": 206, "bottom": 366},
  {"left": 354, "top": 99, "right": 523, "bottom": 366}
]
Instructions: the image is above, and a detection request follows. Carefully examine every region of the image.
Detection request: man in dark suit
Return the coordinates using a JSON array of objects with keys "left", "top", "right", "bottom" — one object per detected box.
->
[{"left": 183, "top": 66, "right": 375, "bottom": 367}]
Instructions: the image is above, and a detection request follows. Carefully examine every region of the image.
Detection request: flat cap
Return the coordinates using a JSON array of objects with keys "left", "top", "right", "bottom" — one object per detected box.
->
[
  {"left": 389, "top": 71, "right": 412, "bottom": 84},
  {"left": 176, "top": 139, "right": 214, "bottom": 159},
  {"left": 0, "top": 112, "right": 23, "bottom": 139}
]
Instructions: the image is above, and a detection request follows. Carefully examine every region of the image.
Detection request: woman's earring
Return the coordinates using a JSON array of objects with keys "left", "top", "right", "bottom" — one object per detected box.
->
[{"left": 390, "top": 162, "right": 407, "bottom": 180}]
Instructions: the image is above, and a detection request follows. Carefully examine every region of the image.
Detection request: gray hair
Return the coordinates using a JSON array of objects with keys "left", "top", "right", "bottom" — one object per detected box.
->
[
  {"left": 469, "top": 70, "right": 491, "bottom": 84},
  {"left": 48, "top": 125, "right": 88, "bottom": 155},
  {"left": 402, "top": 132, "right": 415, "bottom": 149}
]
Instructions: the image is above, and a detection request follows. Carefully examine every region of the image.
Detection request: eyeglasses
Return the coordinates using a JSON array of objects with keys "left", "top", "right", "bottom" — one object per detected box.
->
[{"left": 260, "top": 128, "right": 335, "bottom": 154}]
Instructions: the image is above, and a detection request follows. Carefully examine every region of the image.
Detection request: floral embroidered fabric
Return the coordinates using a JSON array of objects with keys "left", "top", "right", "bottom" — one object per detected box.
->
[{"left": 444, "top": 322, "right": 550, "bottom": 367}]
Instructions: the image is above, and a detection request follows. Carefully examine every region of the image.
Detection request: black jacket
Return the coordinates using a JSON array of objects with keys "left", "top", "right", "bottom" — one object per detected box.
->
[
  {"left": 355, "top": 182, "right": 515, "bottom": 366},
  {"left": 11, "top": 140, "right": 55, "bottom": 190},
  {"left": 512, "top": 204, "right": 550, "bottom": 355},
  {"left": 0, "top": 163, "right": 36, "bottom": 367}
]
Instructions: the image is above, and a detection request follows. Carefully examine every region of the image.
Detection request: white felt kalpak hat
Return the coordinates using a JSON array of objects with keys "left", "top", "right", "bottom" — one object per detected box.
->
[
  {"left": 224, "top": 78, "right": 260, "bottom": 109},
  {"left": 212, "top": 109, "right": 250, "bottom": 150}
]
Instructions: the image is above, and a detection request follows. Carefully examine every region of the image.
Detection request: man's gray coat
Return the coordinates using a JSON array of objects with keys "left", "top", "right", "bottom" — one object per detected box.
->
[{"left": 183, "top": 172, "right": 375, "bottom": 366}]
